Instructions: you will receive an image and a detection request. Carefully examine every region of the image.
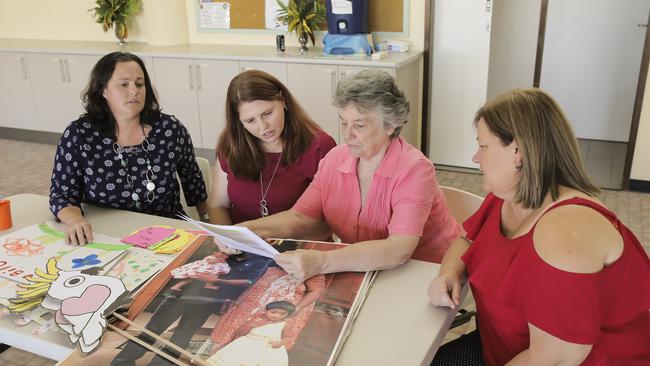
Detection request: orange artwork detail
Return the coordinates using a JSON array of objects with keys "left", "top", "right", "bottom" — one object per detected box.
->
[{"left": 3, "top": 238, "right": 45, "bottom": 257}]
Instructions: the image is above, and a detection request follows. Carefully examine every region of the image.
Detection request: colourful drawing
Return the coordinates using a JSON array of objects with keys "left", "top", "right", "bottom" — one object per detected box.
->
[
  {"left": 3, "top": 238, "right": 44, "bottom": 257},
  {"left": 9, "top": 258, "right": 127, "bottom": 353},
  {"left": 0, "top": 224, "right": 127, "bottom": 284},
  {"left": 105, "top": 246, "right": 172, "bottom": 291},
  {"left": 71, "top": 254, "right": 102, "bottom": 269}
]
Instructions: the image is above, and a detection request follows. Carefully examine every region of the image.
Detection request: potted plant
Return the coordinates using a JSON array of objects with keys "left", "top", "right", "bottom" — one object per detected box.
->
[
  {"left": 89, "top": 0, "right": 141, "bottom": 45},
  {"left": 276, "top": 0, "right": 327, "bottom": 53}
]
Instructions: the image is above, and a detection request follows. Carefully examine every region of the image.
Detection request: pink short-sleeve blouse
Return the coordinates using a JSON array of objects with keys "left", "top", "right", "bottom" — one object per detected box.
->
[{"left": 293, "top": 136, "right": 460, "bottom": 263}]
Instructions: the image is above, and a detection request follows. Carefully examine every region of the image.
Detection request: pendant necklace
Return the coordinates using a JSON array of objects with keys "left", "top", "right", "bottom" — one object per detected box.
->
[
  {"left": 112, "top": 125, "right": 156, "bottom": 209},
  {"left": 259, "top": 151, "right": 283, "bottom": 217}
]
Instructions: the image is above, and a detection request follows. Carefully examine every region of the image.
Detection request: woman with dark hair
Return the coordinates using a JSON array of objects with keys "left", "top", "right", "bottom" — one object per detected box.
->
[
  {"left": 49, "top": 52, "right": 208, "bottom": 245},
  {"left": 428, "top": 88, "right": 650, "bottom": 365},
  {"left": 208, "top": 70, "right": 336, "bottom": 228}
]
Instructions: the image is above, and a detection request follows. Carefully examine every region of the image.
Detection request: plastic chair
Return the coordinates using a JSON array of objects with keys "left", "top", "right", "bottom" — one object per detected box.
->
[
  {"left": 440, "top": 186, "right": 483, "bottom": 329},
  {"left": 178, "top": 157, "right": 211, "bottom": 220}
]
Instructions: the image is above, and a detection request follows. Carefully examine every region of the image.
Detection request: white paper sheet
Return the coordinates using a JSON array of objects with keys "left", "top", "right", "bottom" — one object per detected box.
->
[
  {"left": 266, "top": 0, "right": 289, "bottom": 30},
  {"left": 200, "top": 2, "right": 231, "bottom": 29},
  {"left": 332, "top": 0, "right": 353, "bottom": 15},
  {"left": 178, "top": 214, "right": 279, "bottom": 258}
]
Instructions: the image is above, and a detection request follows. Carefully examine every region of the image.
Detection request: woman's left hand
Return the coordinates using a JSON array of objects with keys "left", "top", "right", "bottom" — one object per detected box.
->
[{"left": 274, "top": 249, "right": 326, "bottom": 281}]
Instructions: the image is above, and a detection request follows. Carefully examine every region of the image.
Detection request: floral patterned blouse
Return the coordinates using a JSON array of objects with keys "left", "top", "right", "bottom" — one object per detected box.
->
[{"left": 49, "top": 113, "right": 207, "bottom": 219}]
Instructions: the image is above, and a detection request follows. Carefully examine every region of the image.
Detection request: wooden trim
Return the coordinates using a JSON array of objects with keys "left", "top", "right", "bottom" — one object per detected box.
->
[
  {"left": 421, "top": 0, "right": 433, "bottom": 154},
  {"left": 533, "top": 0, "right": 549, "bottom": 87},
  {"left": 622, "top": 10, "right": 650, "bottom": 190}
]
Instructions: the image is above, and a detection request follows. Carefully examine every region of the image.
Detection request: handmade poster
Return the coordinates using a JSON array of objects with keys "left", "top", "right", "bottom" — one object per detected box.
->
[
  {"left": 8, "top": 258, "right": 128, "bottom": 353},
  {"left": 105, "top": 246, "right": 173, "bottom": 292},
  {"left": 0, "top": 223, "right": 128, "bottom": 284},
  {"left": 59, "top": 238, "right": 373, "bottom": 366},
  {"left": 0, "top": 224, "right": 130, "bottom": 283}
]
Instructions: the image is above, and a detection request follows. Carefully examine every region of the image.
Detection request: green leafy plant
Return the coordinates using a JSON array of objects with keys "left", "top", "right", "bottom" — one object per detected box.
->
[
  {"left": 276, "top": 0, "right": 327, "bottom": 46},
  {"left": 89, "top": 0, "right": 141, "bottom": 42}
]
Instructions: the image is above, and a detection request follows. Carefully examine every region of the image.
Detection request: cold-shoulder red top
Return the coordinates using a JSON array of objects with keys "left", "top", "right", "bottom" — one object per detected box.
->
[{"left": 461, "top": 194, "right": 650, "bottom": 366}]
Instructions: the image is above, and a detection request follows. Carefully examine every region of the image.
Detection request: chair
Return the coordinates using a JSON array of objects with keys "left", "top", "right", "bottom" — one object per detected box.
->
[
  {"left": 440, "top": 186, "right": 483, "bottom": 329},
  {"left": 178, "top": 157, "right": 211, "bottom": 220}
]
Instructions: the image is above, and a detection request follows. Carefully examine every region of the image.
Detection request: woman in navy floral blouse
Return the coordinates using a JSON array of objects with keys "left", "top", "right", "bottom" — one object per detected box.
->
[{"left": 50, "top": 52, "right": 208, "bottom": 245}]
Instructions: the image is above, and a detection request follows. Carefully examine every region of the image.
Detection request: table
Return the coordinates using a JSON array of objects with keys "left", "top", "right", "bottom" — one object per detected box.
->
[{"left": 0, "top": 194, "right": 461, "bottom": 365}]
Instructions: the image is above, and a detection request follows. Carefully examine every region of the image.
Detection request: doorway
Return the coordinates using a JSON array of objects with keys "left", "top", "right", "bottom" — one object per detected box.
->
[{"left": 536, "top": 0, "right": 650, "bottom": 189}]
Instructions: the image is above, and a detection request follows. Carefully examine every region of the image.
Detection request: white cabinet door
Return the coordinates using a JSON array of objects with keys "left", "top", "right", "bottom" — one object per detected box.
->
[
  {"left": 0, "top": 52, "right": 38, "bottom": 130},
  {"left": 287, "top": 63, "right": 340, "bottom": 143},
  {"left": 64, "top": 54, "right": 100, "bottom": 122},
  {"left": 152, "top": 58, "right": 202, "bottom": 146},
  {"left": 27, "top": 53, "right": 99, "bottom": 133},
  {"left": 28, "top": 53, "right": 71, "bottom": 133},
  {"left": 195, "top": 59, "right": 239, "bottom": 149},
  {"left": 240, "top": 61, "right": 288, "bottom": 84}
]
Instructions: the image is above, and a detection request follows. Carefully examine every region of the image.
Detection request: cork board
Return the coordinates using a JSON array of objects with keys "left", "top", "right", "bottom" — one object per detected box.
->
[{"left": 198, "top": 0, "right": 405, "bottom": 33}]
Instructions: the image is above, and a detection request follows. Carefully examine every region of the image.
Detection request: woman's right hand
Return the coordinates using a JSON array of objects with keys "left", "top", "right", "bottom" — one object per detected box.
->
[
  {"left": 427, "top": 273, "right": 461, "bottom": 309},
  {"left": 65, "top": 216, "right": 93, "bottom": 246}
]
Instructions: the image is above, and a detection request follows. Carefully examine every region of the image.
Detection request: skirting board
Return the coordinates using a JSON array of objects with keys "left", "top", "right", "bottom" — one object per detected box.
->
[{"left": 629, "top": 179, "right": 650, "bottom": 193}]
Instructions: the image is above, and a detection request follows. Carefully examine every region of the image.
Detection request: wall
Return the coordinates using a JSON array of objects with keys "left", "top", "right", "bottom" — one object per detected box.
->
[
  {"left": 631, "top": 63, "right": 650, "bottom": 181},
  {"left": 185, "top": 0, "right": 425, "bottom": 50},
  {"left": 0, "top": 0, "right": 148, "bottom": 42},
  {"left": 0, "top": 1, "right": 423, "bottom": 50}
]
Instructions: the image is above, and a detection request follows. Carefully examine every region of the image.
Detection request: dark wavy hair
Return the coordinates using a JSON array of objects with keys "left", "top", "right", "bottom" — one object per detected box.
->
[
  {"left": 217, "top": 70, "right": 320, "bottom": 180},
  {"left": 81, "top": 52, "right": 160, "bottom": 139}
]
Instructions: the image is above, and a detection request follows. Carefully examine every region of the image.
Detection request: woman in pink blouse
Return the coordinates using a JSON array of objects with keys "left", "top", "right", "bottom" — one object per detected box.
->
[{"left": 241, "top": 70, "right": 460, "bottom": 280}]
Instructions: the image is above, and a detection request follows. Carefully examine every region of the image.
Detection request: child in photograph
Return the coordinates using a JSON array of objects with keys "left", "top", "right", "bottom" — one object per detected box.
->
[
  {"left": 169, "top": 251, "right": 230, "bottom": 292},
  {"left": 207, "top": 301, "right": 296, "bottom": 366}
]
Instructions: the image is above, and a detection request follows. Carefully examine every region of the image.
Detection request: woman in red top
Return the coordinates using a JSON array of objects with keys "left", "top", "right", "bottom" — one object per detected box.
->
[
  {"left": 207, "top": 70, "right": 336, "bottom": 227},
  {"left": 428, "top": 88, "right": 650, "bottom": 365}
]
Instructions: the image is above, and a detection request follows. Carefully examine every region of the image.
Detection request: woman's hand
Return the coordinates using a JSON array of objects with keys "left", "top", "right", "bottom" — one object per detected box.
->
[
  {"left": 274, "top": 250, "right": 326, "bottom": 282},
  {"left": 65, "top": 216, "right": 93, "bottom": 246},
  {"left": 427, "top": 273, "right": 461, "bottom": 309}
]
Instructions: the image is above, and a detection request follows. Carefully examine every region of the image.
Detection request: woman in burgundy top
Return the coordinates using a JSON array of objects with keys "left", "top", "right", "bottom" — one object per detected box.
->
[
  {"left": 208, "top": 70, "right": 336, "bottom": 228},
  {"left": 428, "top": 88, "right": 650, "bottom": 365}
]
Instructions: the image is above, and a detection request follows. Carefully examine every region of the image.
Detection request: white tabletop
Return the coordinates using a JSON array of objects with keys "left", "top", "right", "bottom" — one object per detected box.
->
[{"left": 0, "top": 194, "right": 459, "bottom": 365}]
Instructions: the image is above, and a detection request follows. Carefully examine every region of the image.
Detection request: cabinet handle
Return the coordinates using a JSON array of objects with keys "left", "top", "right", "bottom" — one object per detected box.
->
[
  {"left": 58, "top": 59, "right": 65, "bottom": 82},
  {"left": 64, "top": 59, "right": 71, "bottom": 82},
  {"left": 330, "top": 70, "right": 336, "bottom": 98},
  {"left": 196, "top": 64, "right": 202, "bottom": 90},
  {"left": 188, "top": 64, "right": 195, "bottom": 90},
  {"left": 19, "top": 56, "right": 28, "bottom": 80}
]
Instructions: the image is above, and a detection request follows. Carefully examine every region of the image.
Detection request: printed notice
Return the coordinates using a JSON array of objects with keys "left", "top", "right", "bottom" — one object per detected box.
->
[
  {"left": 200, "top": 2, "right": 231, "bottom": 29},
  {"left": 266, "top": 0, "right": 289, "bottom": 30}
]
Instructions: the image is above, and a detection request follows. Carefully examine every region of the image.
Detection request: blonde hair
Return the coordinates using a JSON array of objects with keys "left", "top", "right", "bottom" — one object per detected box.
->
[{"left": 474, "top": 88, "right": 600, "bottom": 209}]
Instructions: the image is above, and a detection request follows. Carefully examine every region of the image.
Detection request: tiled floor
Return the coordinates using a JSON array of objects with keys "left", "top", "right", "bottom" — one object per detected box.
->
[
  {"left": 0, "top": 137, "right": 648, "bottom": 362},
  {"left": 578, "top": 139, "right": 628, "bottom": 190}
]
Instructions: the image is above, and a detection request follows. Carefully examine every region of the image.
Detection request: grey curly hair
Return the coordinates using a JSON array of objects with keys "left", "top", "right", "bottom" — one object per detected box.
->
[{"left": 333, "top": 69, "right": 409, "bottom": 138}]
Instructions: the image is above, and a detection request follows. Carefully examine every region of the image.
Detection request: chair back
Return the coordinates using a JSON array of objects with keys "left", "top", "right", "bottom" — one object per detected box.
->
[
  {"left": 178, "top": 157, "right": 211, "bottom": 220},
  {"left": 440, "top": 186, "right": 483, "bottom": 224}
]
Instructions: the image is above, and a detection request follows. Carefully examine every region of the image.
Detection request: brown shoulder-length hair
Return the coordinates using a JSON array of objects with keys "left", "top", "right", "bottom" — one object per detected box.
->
[
  {"left": 474, "top": 88, "right": 600, "bottom": 209},
  {"left": 217, "top": 70, "right": 321, "bottom": 180}
]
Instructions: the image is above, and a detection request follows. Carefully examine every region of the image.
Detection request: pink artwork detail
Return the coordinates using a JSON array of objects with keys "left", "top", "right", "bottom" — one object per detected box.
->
[
  {"left": 121, "top": 227, "right": 176, "bottom": 248},
  {"left": 60, "top": 284, "right": 110, "bottom": 316}
]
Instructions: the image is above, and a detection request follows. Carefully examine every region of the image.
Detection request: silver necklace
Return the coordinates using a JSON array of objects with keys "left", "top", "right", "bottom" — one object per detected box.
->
[
  {"left": 259, "top": 152, "right": 282, "bottom": 217},
  {"left": 112, "top": 126, "right": 155, "bottom": 209}
]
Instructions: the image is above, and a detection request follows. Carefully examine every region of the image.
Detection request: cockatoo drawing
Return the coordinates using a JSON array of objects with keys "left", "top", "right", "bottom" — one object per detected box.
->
[{"left": 9, "top": 257, "right": 127, "bottom": 353}]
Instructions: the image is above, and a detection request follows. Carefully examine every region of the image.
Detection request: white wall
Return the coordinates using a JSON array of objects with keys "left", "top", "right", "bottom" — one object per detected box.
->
[
  {"left": 0, "top": 0, "right": 148, "bottom": 42},
  {"left": 487, "top": 0, "right": 540, "bottom": 99},
  {"left": 631, "top": 62, "right": 650, "bottom": 181}
]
